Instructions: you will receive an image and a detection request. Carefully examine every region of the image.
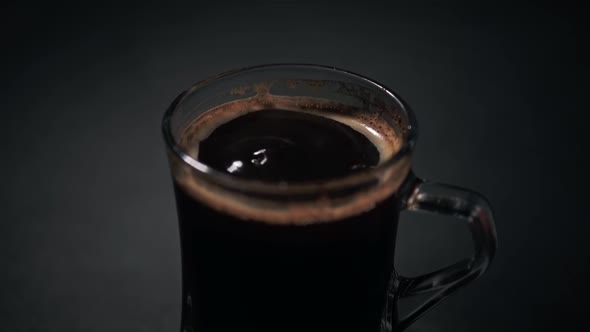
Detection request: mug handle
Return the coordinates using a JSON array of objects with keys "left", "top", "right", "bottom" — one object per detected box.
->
[{"left": 393, "top": 175, "right": 497, "bottom": 331}]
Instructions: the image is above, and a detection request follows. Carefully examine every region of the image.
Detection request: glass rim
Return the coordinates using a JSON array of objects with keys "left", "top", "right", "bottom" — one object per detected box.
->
[{"left": 162, "top": 63, "right": 418, "bottom": 193}]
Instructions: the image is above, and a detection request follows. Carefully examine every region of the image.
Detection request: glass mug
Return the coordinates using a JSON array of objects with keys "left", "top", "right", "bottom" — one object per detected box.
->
[{"left": 162, "top": 64, "right": 497, "bottom": 332}]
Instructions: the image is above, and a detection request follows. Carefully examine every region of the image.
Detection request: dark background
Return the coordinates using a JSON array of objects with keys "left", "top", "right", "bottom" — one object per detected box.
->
[{"left": 2, "top": 1, "right": 587, "bottom": 331}]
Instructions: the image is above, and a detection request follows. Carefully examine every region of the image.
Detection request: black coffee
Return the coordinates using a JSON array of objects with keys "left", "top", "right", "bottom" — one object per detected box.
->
[
  {"left": 198, "top": 110, "right": 380, "bottom": 181},
  {"left": 174, "top": 107, "right": 403, "bottom": 332}
]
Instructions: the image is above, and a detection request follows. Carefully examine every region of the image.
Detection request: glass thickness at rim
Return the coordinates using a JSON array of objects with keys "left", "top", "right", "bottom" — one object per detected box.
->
[{"left": 161, "top": 64, "right": 418, "bottom": 193}]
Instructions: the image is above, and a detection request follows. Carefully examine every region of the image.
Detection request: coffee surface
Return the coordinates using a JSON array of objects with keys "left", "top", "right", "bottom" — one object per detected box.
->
[
  {"left": 173, "top": 98, "right": 411, "bottom": 224},
  {"left": 197, "top": 109, "right": 380, "bottom": 181}
]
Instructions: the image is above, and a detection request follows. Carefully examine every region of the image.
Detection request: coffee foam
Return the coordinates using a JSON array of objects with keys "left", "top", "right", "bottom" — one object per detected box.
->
[{"left": 172, "top": 92, "right": 410, "bottom": 225}]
